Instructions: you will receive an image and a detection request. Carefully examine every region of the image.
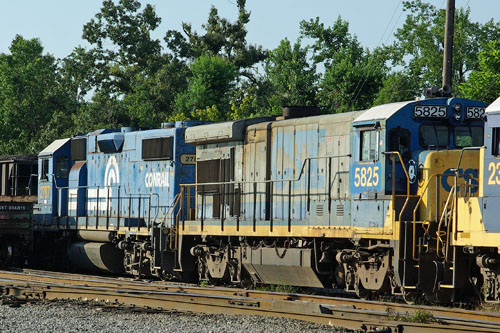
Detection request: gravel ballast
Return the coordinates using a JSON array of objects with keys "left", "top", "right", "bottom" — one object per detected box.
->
[{"left": 0, "top": 298, "right": 351, "bottom": 332}]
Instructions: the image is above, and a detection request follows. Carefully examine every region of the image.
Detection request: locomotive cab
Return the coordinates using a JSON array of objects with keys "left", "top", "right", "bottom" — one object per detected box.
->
[{"left": 35, "top": 138, "right": 72, "bottom": 228}]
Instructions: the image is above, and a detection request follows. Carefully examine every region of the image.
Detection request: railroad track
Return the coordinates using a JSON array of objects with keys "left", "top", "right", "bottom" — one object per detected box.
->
[{"left": 0, "top": 269, "right": 499, "bottom": 332}]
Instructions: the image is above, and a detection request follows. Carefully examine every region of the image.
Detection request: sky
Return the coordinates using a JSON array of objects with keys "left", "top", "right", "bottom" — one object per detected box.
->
[{"left": 0, "top": 0, "right": 499, "bottom": 59}]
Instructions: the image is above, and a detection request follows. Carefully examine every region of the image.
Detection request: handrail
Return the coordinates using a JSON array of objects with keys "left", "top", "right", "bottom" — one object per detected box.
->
[
  {"left": 179, "top": 154, "right": 352, "bottom": 224},
  {"left": 382, "top": 151, "right": 410, "bottom": 222},
  {"left": 169, "top": 187, "right": 184, "bottom": 250},
  {"left": 411, "top": 173, "right": 438, "bottom": 261},
  {"left": 436, "top": 185, "right": 455, "bottom": 260},
  {"left": 180, "top": 154, "right": 352, "bottom": 188},
  {"left": 52, "top": 183, "right": 162, "bottom": 227}
]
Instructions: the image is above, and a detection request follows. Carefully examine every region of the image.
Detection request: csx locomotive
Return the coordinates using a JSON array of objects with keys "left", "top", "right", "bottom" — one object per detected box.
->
[
  {"left": 180, "top": 97, "right": 486, "bottom": 303},
  {"left": 4, "top": 96, "right": 495, "bottom": 304}
]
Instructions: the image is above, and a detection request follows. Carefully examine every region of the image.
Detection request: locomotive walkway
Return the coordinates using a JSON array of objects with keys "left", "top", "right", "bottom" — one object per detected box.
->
[{"left": 0, "top": 269, "right": 499, "bottom": 332}]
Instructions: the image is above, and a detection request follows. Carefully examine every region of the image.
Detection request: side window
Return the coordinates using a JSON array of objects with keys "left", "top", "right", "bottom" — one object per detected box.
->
[
  {"left": 492, "top": 128, "right": 500, "bottom": 156},
  {"left": 388, "top": 127, "right": 411, "bottom": 162},
  {"left": 360, "top": 130, "right": 379, "bottom": 161},
  {"left": 142, "top": 137, "right": 173, "bottom": 160},
  {"left": 41, "top": 159, "right": 49, "bottom": 180},
  {"left": 455, "top": 126, "right": 483, "bottom": 148},
  {"left": 56, "top": 155, "right": 69, "bottom": 178}
]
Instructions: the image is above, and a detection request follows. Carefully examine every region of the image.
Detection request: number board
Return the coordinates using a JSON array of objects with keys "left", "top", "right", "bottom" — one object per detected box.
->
[
  {"left": 180, "top": 154, "right": 196, "bottom": 165},
  {"left": 465, "top": 106, "right": 485, "bottom": 119},
  {"left": 351, "top": 162, "right": 382, "bottom": 194},
  {"left": 413, "top": 105, "right": 447, "bottom": 119}
]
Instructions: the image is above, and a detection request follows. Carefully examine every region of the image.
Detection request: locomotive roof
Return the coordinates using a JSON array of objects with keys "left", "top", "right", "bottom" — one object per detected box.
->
[
  {"left": 0, "top": 154, "right": 37, "bottom": 162},
  {"left": 185, "top": 117, "right": 274, "bottom": 144},
  {"left": 39, "top": 138, "right": 70, "bottom": 156},
  {"left": 486, "top": 96, "right": 500, "bottom": 115},
  {"left": 352, "top": 101, "right": 413, "bottom": 124}
]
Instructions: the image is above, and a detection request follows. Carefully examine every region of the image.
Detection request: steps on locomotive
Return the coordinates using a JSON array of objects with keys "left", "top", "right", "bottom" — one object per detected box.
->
[{"left": 393, "top": 195, "right": 421, "bottom": 221}]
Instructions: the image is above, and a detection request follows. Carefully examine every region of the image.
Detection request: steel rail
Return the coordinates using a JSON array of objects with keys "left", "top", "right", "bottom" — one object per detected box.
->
[{"left": 0, "top": 269, "right": 499, "bottom": 332}]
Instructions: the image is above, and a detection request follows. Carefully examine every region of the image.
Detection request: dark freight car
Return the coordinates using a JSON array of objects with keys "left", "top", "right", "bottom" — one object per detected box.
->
[{"left": 0, "top": 155, "right": 37, "bottom": 267}]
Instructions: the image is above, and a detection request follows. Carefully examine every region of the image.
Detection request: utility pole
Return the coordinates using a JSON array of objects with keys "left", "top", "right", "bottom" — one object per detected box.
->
[{"left": 442, "top": 0, "right": 455, "bottom": 95}]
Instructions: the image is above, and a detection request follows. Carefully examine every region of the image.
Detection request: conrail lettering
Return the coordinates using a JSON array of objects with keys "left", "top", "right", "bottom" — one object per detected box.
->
[{"left": 145, "top": 171, "right": 169, "bottom": 188}]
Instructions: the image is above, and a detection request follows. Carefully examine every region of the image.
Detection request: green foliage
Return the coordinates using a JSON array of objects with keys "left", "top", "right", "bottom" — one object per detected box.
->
[
  {"left": 165, "top": 0, "right": 266, "bottom": 81},
  {"left": 301, "top": 17, "right": 387, "bottom": 113},
  {"left": 388, "top": 309, "right": 436, "bottom": 323},
  {"left": 0, "top": 36, "right": 75, "bottom": 154},
  {"left": 255, "top": 283, "right": 299, "bottom": 294},
  {"left": 373, "top": 72, "right": 420, "bottom": 106},
  {"left": 459, "top": 40, "right": 500, "bottom": 103},
  {"left": 171, "top": 55, "right": 237, "bottom": 121},
  {"left": 264, "top": 38, "right": 318, "bottom": 108},
  {"left": 386, "top": 0, "right": 500, "bottom": 98}
]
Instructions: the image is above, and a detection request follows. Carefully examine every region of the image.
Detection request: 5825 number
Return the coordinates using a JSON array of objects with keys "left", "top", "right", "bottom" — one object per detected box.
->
[
  {"left": 413, "top": 105, "right": 447, "bottom": 118},
  {"left": 354, "top": 166, "right": 380, "bottom": 187}
]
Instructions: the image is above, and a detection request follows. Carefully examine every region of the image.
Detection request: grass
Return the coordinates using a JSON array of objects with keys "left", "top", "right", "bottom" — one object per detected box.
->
[
  {"left": 387, "top": 309, "right": 436, "bottom": 323},
  {"left": 255, "top": 283, "right": 299, "bottom": 294}
]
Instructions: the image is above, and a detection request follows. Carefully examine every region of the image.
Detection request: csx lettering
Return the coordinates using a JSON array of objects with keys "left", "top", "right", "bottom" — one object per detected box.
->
[
  {"left": 441, "top": 168, "right": 478, "bottom": 193},
  {"left": 145, "top": 172, "right": 169, "bottom": 188},
  {"left": 354, "top": 166, "right": 379, "bottom": 187}
]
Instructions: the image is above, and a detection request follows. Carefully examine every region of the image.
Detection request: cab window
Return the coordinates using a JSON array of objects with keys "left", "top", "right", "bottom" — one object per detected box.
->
[
  {"left": 388, "top": 127, "right": 411, "bottom": 162},
  {"left": 454, "top": 126, "right": 483, "bottom": 148},
  {"left": 419, "top": 125, "right": 449, "bottom": 148},
  {"left": 492, "top": 128, "right": 500, "bottom": 156},
  {"left": 56, "top": 155, "right": 69, "bottom": 178},
  {"left": 40, "top": 159, "right": 49, "bottom": 180},
  {"left": 360, "top": 130, "right": 378, "bottom": 161}
]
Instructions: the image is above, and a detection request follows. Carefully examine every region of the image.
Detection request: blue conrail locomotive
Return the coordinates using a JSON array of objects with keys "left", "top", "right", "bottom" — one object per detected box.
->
[
  {"left": 34, "top": 121, "right": 204, "bottom": 278},
  {"left": 179, "top": 98, "right": 486, "bottom": 303}
]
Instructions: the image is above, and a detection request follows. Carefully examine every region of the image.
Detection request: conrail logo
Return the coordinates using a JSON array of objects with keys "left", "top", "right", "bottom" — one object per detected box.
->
[
  {"left": 145, "top": 171, "right": 169, "bottom": 188},
  {"left": 104, "top": 156, "right": 120, "bottom": 186}
]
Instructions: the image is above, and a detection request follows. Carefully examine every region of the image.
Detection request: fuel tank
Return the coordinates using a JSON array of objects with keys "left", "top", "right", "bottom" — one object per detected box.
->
[{"left": 67, "top": 241, "right": 124, "bottom": 274}]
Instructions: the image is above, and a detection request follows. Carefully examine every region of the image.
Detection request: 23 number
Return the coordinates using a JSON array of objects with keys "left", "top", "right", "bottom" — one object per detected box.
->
[{"left": 487, "top": 162, "right": 500, "bottom": 185}]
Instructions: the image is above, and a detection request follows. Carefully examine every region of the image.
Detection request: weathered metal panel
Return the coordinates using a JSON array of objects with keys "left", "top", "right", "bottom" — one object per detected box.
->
[
  {"left": 272, "top": 126, "right": 284, "bottom": 220},
  {"left": 185, "top": 117, "right": 273, "bottom": 144},
  {"left": 351, "top": 199, "right": 388, "bottom": 231},
  {"left": 241, "top": 247, "right": 324, "bottom": 288},
  {"left": 294, "top": 124, "right": 307, "bottom": 221}
]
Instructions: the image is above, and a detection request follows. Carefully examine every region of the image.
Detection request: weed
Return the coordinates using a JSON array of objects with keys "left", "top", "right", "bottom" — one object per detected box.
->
[
  {"left": 255, "top": 283, "right": 299, "bottom": 294},
  {"left": 388, "top": 309, "right": 435, "bottom": 323}
]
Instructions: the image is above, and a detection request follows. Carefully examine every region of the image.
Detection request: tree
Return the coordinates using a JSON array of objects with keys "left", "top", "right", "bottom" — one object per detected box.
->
[
  {"left": 0, "top": 36, "right": 74, "bottom": 154},
  {"left": 459, "top": 40, "right": 500, "bottom": 103},
  {"left": 300, "top": 17, "right": 386, "bottom": 113},
  {"left": 66, "top": 0, "right": 181, "bottom": 131},
  {"left": 165, "top": 0, "right": 266, "bottom": 82},
  {"left": 171, "top": 55, "right": 237, "bottom": 121},
  {"left": 386, "top": 0, "right": 500, "bottom": 98},
  {"left": 264, "top": 38, "right": 318, "bottom": 110}
]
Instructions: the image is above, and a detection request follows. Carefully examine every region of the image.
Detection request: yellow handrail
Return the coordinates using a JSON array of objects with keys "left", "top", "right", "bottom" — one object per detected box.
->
[
  {"left": 436, "top": 185, "right": 455, "bottom": 260},
  {"left": 383, "top": 151, "right": 411, "bottom": 222},
  {"left": 411, "top": 173, "right": 437, "bottom": 261},
  {"left": 168, "top": 186, "right": 184, "bottom": 250}
]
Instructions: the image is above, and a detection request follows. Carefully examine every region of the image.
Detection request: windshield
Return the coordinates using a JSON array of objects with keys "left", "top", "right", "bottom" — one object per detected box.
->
[
  {"left": 454, "top": 126, "right": 484, "bottom": 148},
  {"left": 419, "top": 125, "right": 449, "bottom": 148}
]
